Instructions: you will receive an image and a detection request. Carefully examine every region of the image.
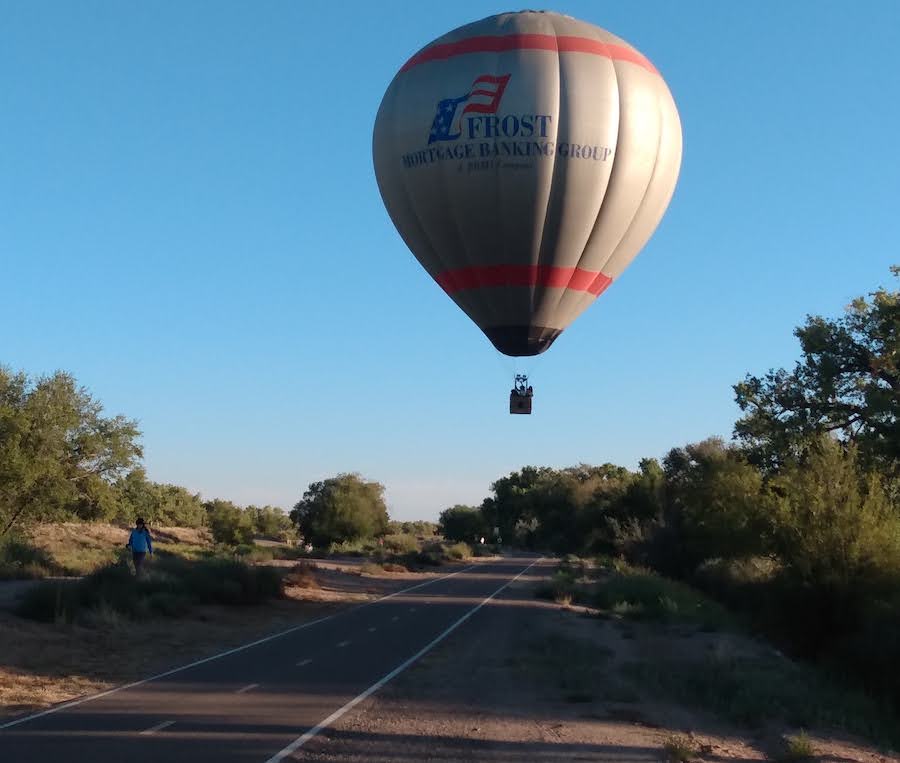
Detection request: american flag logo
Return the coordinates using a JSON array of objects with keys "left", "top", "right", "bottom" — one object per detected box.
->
[{"left": 428, "top": 74, "right": 511, "bottom": 145}]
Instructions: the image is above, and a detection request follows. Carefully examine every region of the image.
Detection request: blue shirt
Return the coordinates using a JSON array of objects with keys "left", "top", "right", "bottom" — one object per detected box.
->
[{"left": 128, "top": 528, "right": 153, "bottom": 553}]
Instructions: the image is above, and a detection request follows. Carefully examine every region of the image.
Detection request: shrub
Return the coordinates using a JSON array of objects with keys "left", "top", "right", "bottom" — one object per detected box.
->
[
  {"left": 444, "top": 542, "right": 472, "bottom": 560},
  {"left": 291, "top": 474, "right": 389, "bottom": 547},
  {"left": 624, "top": 655, "right": 899, "bottom": 747},
  {"left": 663, "top": 734, "right": 698, "bottom": 762},
  {"left": 535, "top": 570, "right": 578, "bottom": 606},
  {"left": 233, "top": 544, "right": 275, "bottom": 563},
  {"left": 382, "top": 533, "right": 418, "bottom": 554},
  {"left": 438, "top": 505, "right": 487, "bottom": 543},
  {"left": 0, "top": 536, "right": 58, "bottom": 579},
  {"left": 779, "top": 732, "right": 815, "bottom": 762},
  {"left": 594, "top": 568, "right": 733, "bottom": 630},
  {"left": 206, "top": 500, "right": 255, "bottom": 546},
  {"left": 282, "top": 561, "right": 320, "bottom": 589},
  {"left": 17, "top": 556, "right": 281, "bottom": 623}
]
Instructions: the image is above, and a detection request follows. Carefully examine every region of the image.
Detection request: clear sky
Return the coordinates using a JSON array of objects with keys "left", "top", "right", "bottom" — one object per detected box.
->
[{"left": 2, "top": 2, "right": 898, "bottom": 520}]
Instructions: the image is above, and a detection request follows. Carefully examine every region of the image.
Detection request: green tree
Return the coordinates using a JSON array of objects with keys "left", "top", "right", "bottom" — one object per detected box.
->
[
  {"left": 438, "top": 505, "right": 487, "bottom": 542},
  {"left": 0, "top": 369, "right": 142, "bottom": 535},
  {"left": 734, "top": 267, "right": 899, "bottom": 475},
  {"left": 290, "top": 473, "right": 389, "bottom": 547},
  {"left": 662, "top": 438, "right": 766, "bottom": 568},
  {"left": 205, "top": 499, "right": 254, "bottom": 545},
  {"left": 763, "top": 437, "right": 900, "bottom": 592},
  {"left": 115, "top": 469, "right": 206, "bottom": 527},
  {"left": 246, "top": 505, "right": 293, "bottom": 537},
  {"left": 481, "top": 466, "right": 557, "bottom": 545}
]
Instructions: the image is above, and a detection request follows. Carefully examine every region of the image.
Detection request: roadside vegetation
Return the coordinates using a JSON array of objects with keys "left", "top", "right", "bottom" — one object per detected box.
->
[
  {"left": 471, "top": 269, "right": 900, "bottom": 719},
  {"left": 529, "top": 555, "right": 900, "bottom": 750},
  {"left": 1, "top": 267, "right": 896, "bottom": 743},
  {"left": 17, "top": 555, "right": 282, "bottom": 624}
]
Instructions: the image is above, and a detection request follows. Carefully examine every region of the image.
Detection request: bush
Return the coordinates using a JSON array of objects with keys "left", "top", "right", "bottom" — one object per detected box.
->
[
  {"left": 438, "top": 505, "right": 487, "bottom": 543},
  {"left": 444, "top": 542, "right": 472, "bottom": 560},
  {"left": 535, "top": 570, "right": 578, "bottom": 605},
  {"left": 327, "top": 538, "right": 376, "bottom": 556},
  {"left": 233, "top": 544, "right": 275, "bottom": 563},
  {"left": 594, "top": 568, "right": 733, "bottom": 630},
  {"left": 382, "top": 533, "right": 418, "bottom": 554},
  {"left": 17, "top": 555, "right": 281, "bottom": 623},
  {"left": 206, "top": 500, "right": 255, "bottom": 546},
  {"left": 291, "top": 474, "right": 389, "bottom": 547},
  {"left": 0, "top": 535, "right": 58, "bottom": 579},
  {"left": 625, "top": 654, "right": 899, "bottom": 748},
  {"left": 281, "top": 561, "right": 320, "bottom": 589}
]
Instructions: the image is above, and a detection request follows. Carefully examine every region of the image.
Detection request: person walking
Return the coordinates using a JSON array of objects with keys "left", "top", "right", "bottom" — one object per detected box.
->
[{"left": 126, "top": 517, "right": 153, "bottom": 577}]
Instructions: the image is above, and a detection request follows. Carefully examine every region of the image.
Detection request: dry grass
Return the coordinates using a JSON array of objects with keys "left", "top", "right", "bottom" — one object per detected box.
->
[
  {"left": 282, "top": 561, "right": 320, "bottom": 589},
  {"left": 25, "top": 523, "right": 213, "bottom": 576},
  {"left": 663, "top": 734, "right": 699, "bottom": 762},
  {"left": 0, "top": 600, "right": 338, "bottom": 719},
  {"left": 778, "top": 732, "right": 816, "bottom": 761}
]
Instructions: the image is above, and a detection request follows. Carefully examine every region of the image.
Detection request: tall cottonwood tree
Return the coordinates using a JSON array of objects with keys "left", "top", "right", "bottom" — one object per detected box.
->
[
  {"left": 734, "top": 267, "right": 899, "bottom": 475},
  {"left": 0, "top": 368, "right": 141, "bottom": 535}
]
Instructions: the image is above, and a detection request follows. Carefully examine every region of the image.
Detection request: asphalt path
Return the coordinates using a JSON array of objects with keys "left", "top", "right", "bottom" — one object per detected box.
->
[{"left": 0, "top": 555, "right": 539, "bottom": 763}]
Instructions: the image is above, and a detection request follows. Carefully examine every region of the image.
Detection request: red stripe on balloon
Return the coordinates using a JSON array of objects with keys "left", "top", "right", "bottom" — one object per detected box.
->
[
  {"left": 435, "top": 265, "right": 613, "bottom": 296},
  {"left": 400, "top": 35, "right": 658, "bottom": 75}
]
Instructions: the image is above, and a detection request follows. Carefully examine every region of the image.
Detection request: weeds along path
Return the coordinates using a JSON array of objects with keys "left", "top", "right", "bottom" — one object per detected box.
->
[{"left": 294, "top": 557, "right": 898, "bottom": 763}]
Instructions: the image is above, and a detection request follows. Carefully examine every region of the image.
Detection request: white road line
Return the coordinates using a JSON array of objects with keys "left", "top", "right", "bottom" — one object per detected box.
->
[
  {"left": 139, "top": 720, "right": 174, "bottom": 735},
  {"left": 0, "top": 563, "right": 478, "bottom": 731},
  {"left": 235, "top": 683, "right": 258, "bottom": 694},
  {"left": 264, "top": 558, "right": 541, "bottom": 763},
  {"left": 367, "top": 627, "right": 377, "bottom": 633},
  {"left": 408, "top": 607, "right": 416, "bottom": 612},
  {"left": 391, "top": 615, "right": 399, "bottom": 622},
  {"left": 336, "top": 640, "right": 351, "bottom": 648},
  {"left": 296, "top": 658, "right": 313, "bottom": 667}
]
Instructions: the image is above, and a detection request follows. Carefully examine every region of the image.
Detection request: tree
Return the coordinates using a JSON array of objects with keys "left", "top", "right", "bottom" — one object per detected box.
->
[
  {"left": 115, "top": 469, "right": 206, "bottom": 527},
  {"left": 762, "top": 437, "right": 900, "bottom": 592},
  {"left": 0, "top": 369, "right": 142, "bottom": 535},
  {"left": 205, "top": 499, "right": 254, "bottom": 545},
  {"left": 438, "top": 505, "right": 487, "bottom": 542},
  {"left": 481, "top": 466, "right": 557, "bottom": 545},
  {"left": 290, "top": 473, "right": 389, "bottom": 547},
  {"left": 662, "top": 438, "right": 766, "bottom": 567},
  {"left": 734, "top": 267, "right": 899, "bottom": 475},
  {"left": 246, "top": 505, "right": 293, "bottom": 537}
]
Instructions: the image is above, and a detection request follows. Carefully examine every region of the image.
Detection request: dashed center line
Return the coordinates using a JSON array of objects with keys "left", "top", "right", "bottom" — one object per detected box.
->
[
  {"left": 391, "top": 616, "right": 399, "bottom": 622},
  {"left": 336, "top": 640, "right": 351, "bottom": 648},
  {"left": 367, "top": 626, "right": 377, "bottom": 633},
  {"left": 408, "top": 607, "right": 416, "bottom": 613},
  {"left": 139, "top": 720, "right": 174, "bottom": 735},
  {"left": 296, "top": 658, "right": 313, "bottom": 667},
  {"left": 236, "top": 683, "right": 259, "bottom": 694}
]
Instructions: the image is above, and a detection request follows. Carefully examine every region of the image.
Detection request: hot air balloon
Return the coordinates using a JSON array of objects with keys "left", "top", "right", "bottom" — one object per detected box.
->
[{"left": 373, "top": 11, "right": 682, "bottom": 412}]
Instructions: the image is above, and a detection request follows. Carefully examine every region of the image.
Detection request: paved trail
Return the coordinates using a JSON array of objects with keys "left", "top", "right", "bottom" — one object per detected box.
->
[{"left": 0, "top": 556, "right": 539, "bottom": 763}]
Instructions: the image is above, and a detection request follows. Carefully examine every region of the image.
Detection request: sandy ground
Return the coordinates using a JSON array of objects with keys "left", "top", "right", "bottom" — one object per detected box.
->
[{"left": 293, "top": 563, "right": 898, "bottom": 763}]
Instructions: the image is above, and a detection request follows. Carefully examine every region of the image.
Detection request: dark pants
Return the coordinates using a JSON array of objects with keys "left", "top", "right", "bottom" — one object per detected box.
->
[{"left": 132, "top": 551, "right": 147, "bottom": 575}]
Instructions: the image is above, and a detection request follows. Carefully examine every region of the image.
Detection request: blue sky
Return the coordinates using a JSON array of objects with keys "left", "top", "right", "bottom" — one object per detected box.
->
[{"left": 2, "top": 1, "right": 897, "bottom": 520}]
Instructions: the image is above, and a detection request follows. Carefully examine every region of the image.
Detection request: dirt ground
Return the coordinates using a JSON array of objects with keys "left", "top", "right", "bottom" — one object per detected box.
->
[
  {"left": 293, "top": 564, "right": 898, "bottom": 763},
  {"left": 1, "top": 559, "right": 896, "bottom": 762},
  {"left": 0, "top": 561, "right": 423, "bottom": 720}
]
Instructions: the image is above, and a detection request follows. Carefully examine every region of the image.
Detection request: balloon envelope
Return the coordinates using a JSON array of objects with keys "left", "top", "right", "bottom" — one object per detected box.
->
[{"left": 373, "top": 11, "right": 682, "bottom": 356}]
